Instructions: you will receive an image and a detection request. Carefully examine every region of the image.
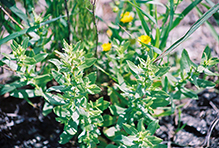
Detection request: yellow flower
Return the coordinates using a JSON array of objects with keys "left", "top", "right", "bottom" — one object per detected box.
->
[
  {"left": 138, "top": 35, "right": 151, "bottom": 45},
  {"left": 106, "top": 29, "right": 112, "bottom": 37},
  {"left": 102, "top": 43, "right": 111, "bottom": 51},
  {"left": 120, "top": 12, "right": 134, "bottom": 23}
]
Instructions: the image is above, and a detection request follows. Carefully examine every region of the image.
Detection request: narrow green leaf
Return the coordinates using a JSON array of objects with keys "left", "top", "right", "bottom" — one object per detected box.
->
[
  {"left": 49, "top": 59, "right": 63, "bottom": 70},
  {"left": 181, "top": 88, "right": 198, "bottom": 99},
  {"left": 160, "top": 0, "right": 174, "bottom": 49},
  {"left": 133, "top": 0, "right": 150, "bottom": 36},
  {"left": 0, "top": 81, "right": 27, "bottom": 95},
  {"left": 34, "top": 74, "right": 52, "bottom": 86},
  {"left": 106, "top": 145, "right": 118, "bottom": 148},
  {"left": 22, "top": 37, "right": 29, "bottom": 49},
  {"left": 94, "top": 63, "right": 118, "bottom": 83},
  {"left": 147, "top": 120, "right": 160, "bottom": 135},
  {"left": 109, "top": 105, "right": 126, "bottom": 115},
  {"left": 10, "top": 89, "right": 36, "bottom": 98},
  {"left": 34, "top": 53, "right": 48, "bottom": 63},
  {"left": 85, "top": 72, "right": 97, "bottom": 84},
  {"left": 1, "top": 1, "right": 29, "bottom": 24},
  {"left": 154, "top": 3, "right": 219, "bottom": 62},
  {"left": 42, "top": 101, "right": 53, "bottom": 116},
  {"left": 127, "top": 60, "right": 143, "bottom": 75},
  {"left": 114, "top": 135, "right": 134, "bottom": 146},
  {"left": 150, "top": 90, "right": 169, "bottom": 99},
  {"left": 78, "top": 58, "right": 96, "bottom": 70},
  {"left": 123, "top": 123, "right": 138, "bottom": 135},
  {"left": 0, "top": 16, "right": 66, "bottom": 45},
  {"left": 93, "top": 97, "right": 110, "bottom": 111},
  {"left": 59, "top": 131, "right": 74, "bottom": 144},
  {"left": 201, "top": 46, "right": 211, "bottom": 64},
  {"left": 1, "top": 59, "right": 18, "bottom": 70},
  {"left": 151, "top": 98, "right": 169, "bottom": 108},
  {"left": 46, "top": 85, "right": 71, "bottom": 93},
  {"left": 64, "top": 118, "right": 78, "bottom": 135},
  {"left": 147, "top": 136, "right": 163, "bottom": 145},
  {"left": 197, "top": 79, "right": 215, "bottom": 88},
  {"left": 196, "top": 6, "right": 219, "bottom": 44},
  {"left": 180, "top": 49, "right": 196, "bottom": 73},
  {"left": 155, "top": 66, "right": 170, "bottom": 77},
  {"left": 52, "top": 70, "right": 65, "bottom": 85},
  {"left": 103, "top": 115, "right": 116, "bottom": 127},
  {"left": 87, "top": 84, "right": 101, "bottom": 94},
  {"left": 171, "top": 0, "right": 202, "bottom": 30},
  {"left": 137, "top": 118, "right": 145, "bottom": 131},
  {"left": 128, "top": 1, "right": 158, "bottom": 26},
  {"left": 43, "top": 93, "right": 67, "bottom": 105}
]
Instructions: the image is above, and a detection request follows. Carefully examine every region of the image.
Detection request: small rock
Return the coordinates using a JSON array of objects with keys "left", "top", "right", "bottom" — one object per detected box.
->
[
  {"left": 36, "top": 136, "right": 41, "bottom": 141},
  {"left": 34, "top": 143, "right": 43, "bottom": 148},
  {"left": 174, "top": 129, "right": 204, "bottom": 146},
  {"left": 181, "top": 113, "right": 208, "bottom": 135},
  {"left": 43, "top": 140, "right": 49, "bottom": 145}
]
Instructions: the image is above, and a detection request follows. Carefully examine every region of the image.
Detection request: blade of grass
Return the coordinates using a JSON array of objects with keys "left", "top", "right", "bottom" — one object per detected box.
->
[
  {"left": 132, "top": 0, "right": 151, "bottom": 36},
  {"left": 202, "top": 0, "right": 219, "bottom": 26},
  {"left": 128, "top": 1, "right": 158, "bottom": 27},
  {"left": 196, "top": 6, "right": 219, "bottom": 44},
  {"left": 94, "top": 63, "right": 118, "bottom": 83},
  {"left": 159, "top": 0, "right": 174, "bottom": 49},
  {"left": 171, "top": 0, "right": 202, "bottom": 30},
  {"left": 1, "top": 1, "right": 29, "bottom": 25},
  {"left": 153, "top": 3, "right": 219, "bottom": 63},
  {"left": 0, "top": 15, "right": 66, "bottom": 46}
]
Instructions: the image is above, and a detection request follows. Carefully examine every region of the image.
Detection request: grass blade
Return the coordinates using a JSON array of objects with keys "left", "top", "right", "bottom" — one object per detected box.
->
[
  {"left": 196, "top": 6, "right": 219, "bottom": 44},
  {"left": 171, "top": 0, "right": 202, "bottom": 30},
  {"left": 0, "top": 15, "right": 66, "bottom": 46},
  {"left": 154, "top": 3, "right": 219, "bottom": 63},
  {"left": 159, "top": 0, "right": 174, "bottom": 49},
  {"left": 132, "top": 0, "right": 151, "bottom": 36}
]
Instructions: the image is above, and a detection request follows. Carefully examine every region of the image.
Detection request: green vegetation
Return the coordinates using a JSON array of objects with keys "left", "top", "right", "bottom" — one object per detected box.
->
[{"left": 0, "top": 0, "right": 219, "bottom": 147}]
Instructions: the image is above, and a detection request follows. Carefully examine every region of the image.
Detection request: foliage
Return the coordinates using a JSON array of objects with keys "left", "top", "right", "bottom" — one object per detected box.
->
[{"left": 0, "top": 0, "right": 219, "bottom": 147}]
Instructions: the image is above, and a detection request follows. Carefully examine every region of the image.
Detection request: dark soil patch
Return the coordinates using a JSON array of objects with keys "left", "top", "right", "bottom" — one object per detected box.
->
[
  {"left": 0, "top": 96, "right": 73, "bottom": 148},
  {"left": 155, "top": 89, "right": 219, "bottom": 147}
]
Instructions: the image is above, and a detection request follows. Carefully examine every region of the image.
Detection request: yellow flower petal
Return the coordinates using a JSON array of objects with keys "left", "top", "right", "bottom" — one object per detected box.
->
[
  {"left": 120, "top": 12, "right": 134, "bottom": 23},
  {"left": 107, "top": 29, "right": 113, "bottom": 37},
  {"left": 102, "top": 43, "right": 111, "bottom": 52},
  {"left": 138, "top": 35, "right": 151, "bottom": 45}
]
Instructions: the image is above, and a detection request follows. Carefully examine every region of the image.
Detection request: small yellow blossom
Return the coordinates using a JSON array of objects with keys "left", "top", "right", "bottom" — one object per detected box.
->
[
  {"left": 138, "top": 35, "right": 151, "bottom": 45},
  {"left": 102, "top": 43, "right": 111, "bottom": 51},
  {"left": 106, "top": 29, "right": 112, "bottom": 37},
  {"left": 120, "top": 12, "right": 134, "bottom": 23}
]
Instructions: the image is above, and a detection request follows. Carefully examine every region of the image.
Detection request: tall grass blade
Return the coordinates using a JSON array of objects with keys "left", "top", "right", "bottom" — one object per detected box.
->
[
  {"left": 159, "top": 0, "right": 174, "bottom": 49},
  {"left": 154, "top": 3, "right": 219, "bottom": 63},
  {"left": 171, "top": 0, "right": 202, "bottom": 30},
  {"left": 196, "top": 6, "right": 219, "bottom": 44},
  {"left": 0, "top": 15, "right": 66, "bottom": 46}
]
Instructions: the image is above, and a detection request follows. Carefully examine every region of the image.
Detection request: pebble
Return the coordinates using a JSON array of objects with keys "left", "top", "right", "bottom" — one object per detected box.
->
[
  {"left": 43, "top": 140, "right": 49, "bottom": 145},
  {"left": 174, "top": 129, "right": 204, "bottom": 146},
  {"left": 34, "top": 143, "right": 43, "bottom": 148},
  {"left": 181, "top": 113, "right": 208, "bottom": 135},
  {"left": 36, "top": 136, "right": 41, "bottom": 141}
]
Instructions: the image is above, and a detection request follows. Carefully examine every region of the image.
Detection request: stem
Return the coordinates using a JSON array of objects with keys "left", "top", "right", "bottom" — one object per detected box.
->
[
  {"left": 64, "top": 0, "right": 71, "bottom": 43},
  {"left": 91, "top": 0, "right": 98, "bottom": 58},
  {"left": 0, "top": 5, "right": 24, "bottom": 29}
]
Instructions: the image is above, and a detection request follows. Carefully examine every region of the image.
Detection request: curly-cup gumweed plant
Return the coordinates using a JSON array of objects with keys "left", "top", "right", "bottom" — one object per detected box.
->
[{"left": 0, "top": 0, "right": 219, "bottom": 147}]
